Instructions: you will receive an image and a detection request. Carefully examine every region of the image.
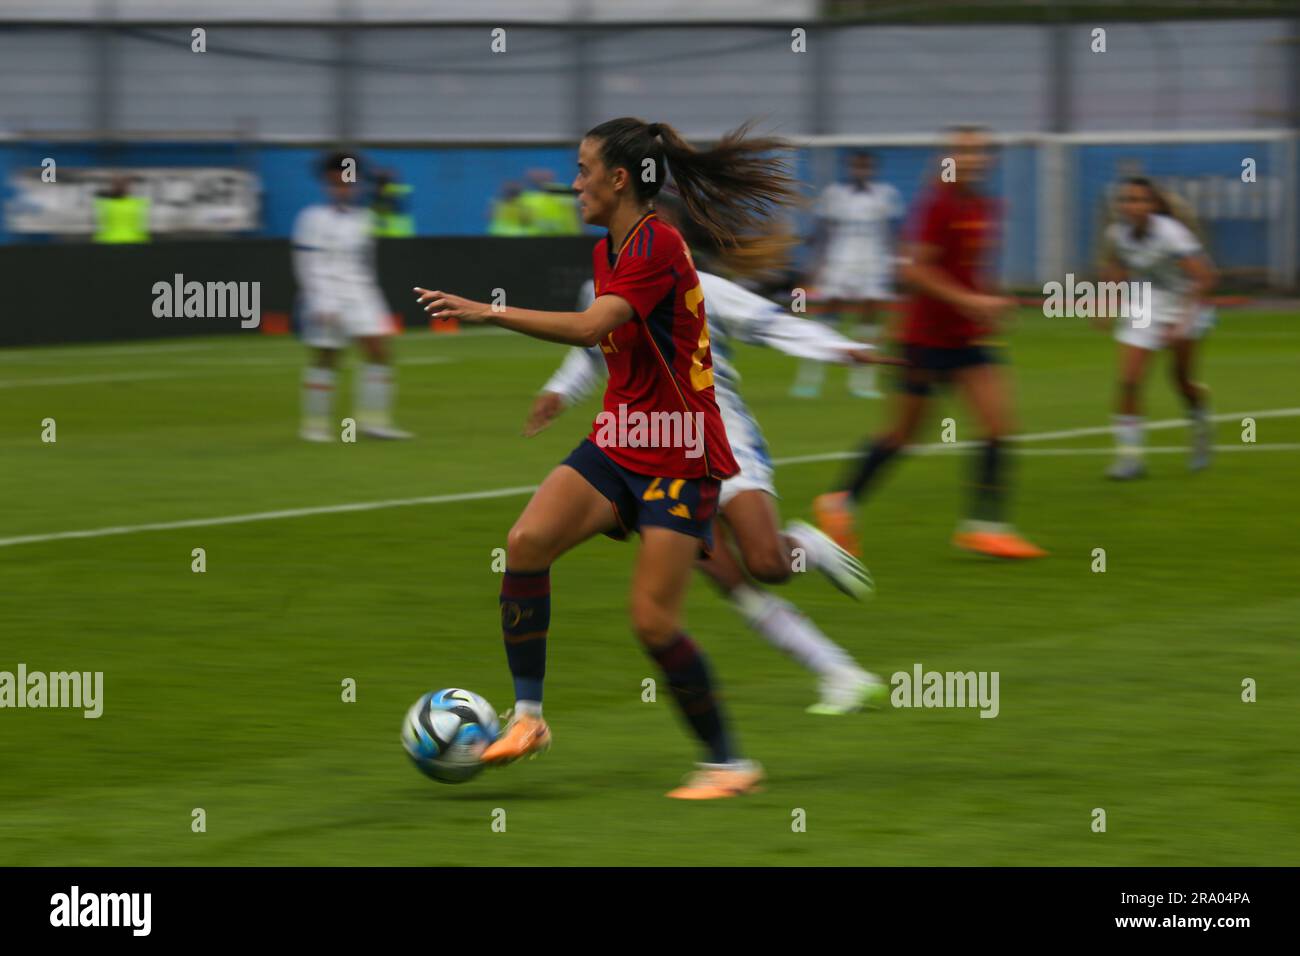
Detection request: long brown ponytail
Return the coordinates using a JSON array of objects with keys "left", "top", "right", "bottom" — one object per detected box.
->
[{"left": 584, "top": 117, "right": 800, "bottom": 249}]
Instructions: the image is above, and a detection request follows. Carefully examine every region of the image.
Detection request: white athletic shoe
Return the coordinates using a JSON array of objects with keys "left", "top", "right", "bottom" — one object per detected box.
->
[
  {"left": 360, "top": 424, "right": 414, "bottom": 440},
  {"left": 787, "top": 519, "right": 874, "bottom": 601},
  {"left": 1106, "top": 457, "right": 1146, "bottom": 481},
  {"left": 807, "top": 668, "right": 887, "bottom": 716},
  {"left": 299, "top": 426, "right": 333, "bottom": 443}
]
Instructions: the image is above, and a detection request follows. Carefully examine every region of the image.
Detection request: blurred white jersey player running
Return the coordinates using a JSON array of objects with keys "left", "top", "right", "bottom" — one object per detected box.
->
[
  {"left": 525, "top": 194, "right": 901, "bottom": 714},
  {"left": 1098, "top": 176, "right": 1216, "bottom": 479},
  {"left": 293, "top": 152, "right": 411, "bottom": 441},
  {"left": 793, "top": 151, "right": 904, "bottom": 399}
]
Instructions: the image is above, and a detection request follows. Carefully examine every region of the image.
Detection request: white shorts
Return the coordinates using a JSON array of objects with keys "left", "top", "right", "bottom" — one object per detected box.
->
[
  {"left": 1114, "top": 306, "right": 1215, "bottom": 351},
  {"left": 299, "top": 291, "right": 393, "bottom": 350},
  {"left": 717, "top": 389, "right": 776, "bottom": 508},
  {"left": 816, "top": 262, "right": 893, "bottom": 303}
]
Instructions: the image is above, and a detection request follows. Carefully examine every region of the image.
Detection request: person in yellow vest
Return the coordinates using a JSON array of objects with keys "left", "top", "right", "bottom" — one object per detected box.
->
[
  {"left": 488, "top": 181, "right": 531, "bottom": 236},
  {"left": 371, "top": 170, "right": 415, "bottom": 237},
  {"left": 517, "top": 168, "right": 581, "bottom": 235},
  {"left": 93, "top": 175, "right": 150, "bottom": 244}
]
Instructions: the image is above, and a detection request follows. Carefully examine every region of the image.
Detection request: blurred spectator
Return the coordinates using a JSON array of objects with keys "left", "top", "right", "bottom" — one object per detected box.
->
[
  {"left": 518, "top": 168, "right": 581, "bottom": 235},
  {"left": 93, "top": 175, "right": 150, "bottom": 244},
  {"left": 488, "top": 181, "right": 530, "bottom": 235},
  {"left": 371, "top": 169, "right": 415, "bottom": 237}
]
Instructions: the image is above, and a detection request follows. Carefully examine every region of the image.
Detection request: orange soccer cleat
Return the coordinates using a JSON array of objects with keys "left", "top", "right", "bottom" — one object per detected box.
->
[
  {"left": 812, "top": 491, "right": 861, "bottom": 557},
  {"left": 481, "top": 712, "right": 551, "bottom": 764},
  {"left": 951, "top": 523, "right": 1048, "bottom": 560},
  {"left": 665, "top": 760, "right": 765, "bottom": 800}
]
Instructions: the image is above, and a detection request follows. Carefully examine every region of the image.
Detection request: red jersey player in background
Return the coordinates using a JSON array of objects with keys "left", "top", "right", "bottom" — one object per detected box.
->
[
  {"left": 813, "top": 126, "right": 1046, "bottom": 560},
  {"left": 415, "top": 117, "right": 799, "bottom": 799}
]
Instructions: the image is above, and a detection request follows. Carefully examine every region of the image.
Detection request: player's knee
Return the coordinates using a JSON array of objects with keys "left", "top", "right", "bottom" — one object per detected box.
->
[
  {"left": 505, "top": 522, "right": 552, "bottom": 569},
  {"left": 745, "top": 546, "right": 792, "bottom": 584},
  {"left": 629, "top": 597, "right": 676, "bottom": 648}
]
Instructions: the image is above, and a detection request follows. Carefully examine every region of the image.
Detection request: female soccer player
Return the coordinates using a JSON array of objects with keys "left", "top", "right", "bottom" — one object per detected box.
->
[
  {"left": 812, "top": 126, "right": 1045, "bottom": 560},
  {"left": 1098, "top": 176, "right": 1217, "bottom": 479},
  {"left": 415, "top": 118, "right": 798, "bottom": 799},
  {"left": 294, "top": 152, "right": 411, "bottom": 441},
  {"left": 525, "top": 189, "right": 902, "bottom": 715}
]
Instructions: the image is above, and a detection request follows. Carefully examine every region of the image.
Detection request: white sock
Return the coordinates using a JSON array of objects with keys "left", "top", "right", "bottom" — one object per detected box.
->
[
  {"left": 514, "top": 700, "right": 542, "bottom": 718},
  {"left": 730, "top": 584, "right": 855, "bottom": 678},
  {"left": 357, "top": 363, "right": 394, "bottom": 428},
  {"left": 1113, "top": 414, "right": 1144, "bottom": 458},
  {"left": 846, "top": 325, "right": 879, "bottom": 394},
  {"left": 793, "top": 358, "right": 825, "bottom": 391},
  {"left": 302, "top": 366, "right": 335, "bottom": 430}
]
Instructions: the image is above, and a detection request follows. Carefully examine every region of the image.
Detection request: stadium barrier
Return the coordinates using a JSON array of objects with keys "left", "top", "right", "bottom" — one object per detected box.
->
[{"left": 0, "top": 237, "right": 594, "bottom": 347}]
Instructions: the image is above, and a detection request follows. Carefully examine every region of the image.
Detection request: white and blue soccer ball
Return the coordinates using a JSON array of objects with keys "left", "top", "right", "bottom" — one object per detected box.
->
[{"left": 401, "top": 688, "right": 500, "bottom": 784}]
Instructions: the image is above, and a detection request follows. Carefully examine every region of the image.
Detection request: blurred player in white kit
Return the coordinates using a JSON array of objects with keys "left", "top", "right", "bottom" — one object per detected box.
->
[
  {"left": 293, "top": 152, "right": 412, "bottom": 441},
  {"left": 792, "top": 151, "right": 904, "bottom": 399},
  {"left": 1098, "top": 176, "right": 1216, "bottom": 479}
]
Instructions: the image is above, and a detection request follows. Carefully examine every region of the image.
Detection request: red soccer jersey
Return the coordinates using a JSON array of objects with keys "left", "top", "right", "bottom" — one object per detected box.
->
[
  {"left": 587, "top": 212, "right": 738, "bottom": 480},
  {"left": 900, "top": 183, "right": 1001, "bottom": 349}
]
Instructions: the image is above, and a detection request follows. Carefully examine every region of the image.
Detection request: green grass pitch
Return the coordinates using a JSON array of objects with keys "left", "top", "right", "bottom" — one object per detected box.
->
[{"left": 1, "top": 308, "right": 1296, "bottom": 866}]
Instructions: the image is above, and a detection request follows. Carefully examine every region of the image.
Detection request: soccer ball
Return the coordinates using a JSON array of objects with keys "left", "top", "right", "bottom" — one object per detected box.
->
[{"left": 401, "top": 688, "right": 500, "bottom": 784}]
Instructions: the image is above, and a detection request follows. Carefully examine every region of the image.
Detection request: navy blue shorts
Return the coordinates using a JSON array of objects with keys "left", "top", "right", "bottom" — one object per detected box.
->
[
  {"left": 562, "top": 439, "right": 721, "bottom": 550},
  {"left": 900, "top": 343, "right": 1001, "bottom": 396}
]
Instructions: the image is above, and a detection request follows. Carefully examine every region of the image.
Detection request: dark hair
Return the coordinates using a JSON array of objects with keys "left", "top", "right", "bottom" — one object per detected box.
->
[
  {"left": 318, "top": 151, "right": 357, "bottom": 179},
  {"left": 1122, "top": 176, "right": 1170, "bottom": 215},
  {"left": 583, "top": 117, "right": 799, "bottom": 248},
  {"left": 656, "top": 187, "right": 796, "bottom": 284}
]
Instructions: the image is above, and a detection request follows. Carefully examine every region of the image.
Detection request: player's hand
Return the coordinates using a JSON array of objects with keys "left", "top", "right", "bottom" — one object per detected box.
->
[
  {"left": 523, "top": 391, "right": 566, "bottom": 437},
  {"left": 846, "top": 347, "right": 908, "bottom": 367},
  {"left": 961, "top": 293, "right": 1014, "bottom": 331},
  {"left": 413, "top": 288, "right": 491, "bottom": 323}
]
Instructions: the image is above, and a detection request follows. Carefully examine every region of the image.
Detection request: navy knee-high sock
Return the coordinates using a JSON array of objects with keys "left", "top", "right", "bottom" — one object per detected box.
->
[
  {"left": 842, "top": 438, "right": 902, "bottom": 501},
  {"left": 500, "top": 568, "right": 550, "bottom": 707},
  {"left": 969, "top": 438, "right": 1008, "bottom": 523},
  {"left": 648, "top": 632, "right": 733, "bottom": 764}
]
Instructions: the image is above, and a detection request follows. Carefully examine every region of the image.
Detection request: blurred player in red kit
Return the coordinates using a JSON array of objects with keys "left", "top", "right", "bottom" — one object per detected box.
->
[{"left": 814, "top": 126, "right": 1046, "bottom": 560}]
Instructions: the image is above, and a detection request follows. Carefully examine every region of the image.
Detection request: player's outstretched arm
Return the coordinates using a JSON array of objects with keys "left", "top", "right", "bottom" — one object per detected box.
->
[{"left": 414, "top": 287, "right": 634, "bottom": 347}]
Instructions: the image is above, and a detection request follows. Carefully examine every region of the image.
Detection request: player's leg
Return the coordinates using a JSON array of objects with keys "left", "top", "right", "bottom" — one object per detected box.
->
[
  {"left": 354, "top": 332, "right": 412, "bottom": 439},
  {"left": 950, "top": 360, "right": 1046, "bottom": 558},
  {"left": 632, "top": 525, "right": 761, "bottom": 798},
  {"left": 847, "top": 299, "right": 882, "bottom": 398},
  {"left": 814, "top": 365, "right": 931, "bottom": 555},
  {"left": 1169, "top": 335, "right": 1212, "bottom": 471},
  {"left": 1109, "top": 342, "right": 1155, "bottom": 479},
  {"left": 717, "top": 389, "right": 872, "bottom": 597},
  {"left": 727, "top": 486, "right": 872, "bottom": 600},
  {"left": 790, "top": 296, "right": 842, "bottom": 398},
  {"left": 301, "top": 346, "right": 339, "bottom": 441},
  {"left": 482, "top": 463, "right": 620, "bottom": 763},
  {"left": 701, "top": 503, "right": 882, "bottom": 714}
]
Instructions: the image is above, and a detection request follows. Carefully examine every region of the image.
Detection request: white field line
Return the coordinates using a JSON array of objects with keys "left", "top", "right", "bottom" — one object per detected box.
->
[
  {"left": 0, "top": 371, "right": 182, "bottom": 389},
  {"left": 1, "top": 408, "right": 1297, "bottom": 549},
  {"left": 0, "top": 327, "right": 509, "bottom": 365},
  {"left": 775, "top": 407, "right": 1300, "bottom": 464},
  {"left": 0, "top": 355, "right": 453, "bottom": 388}
]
